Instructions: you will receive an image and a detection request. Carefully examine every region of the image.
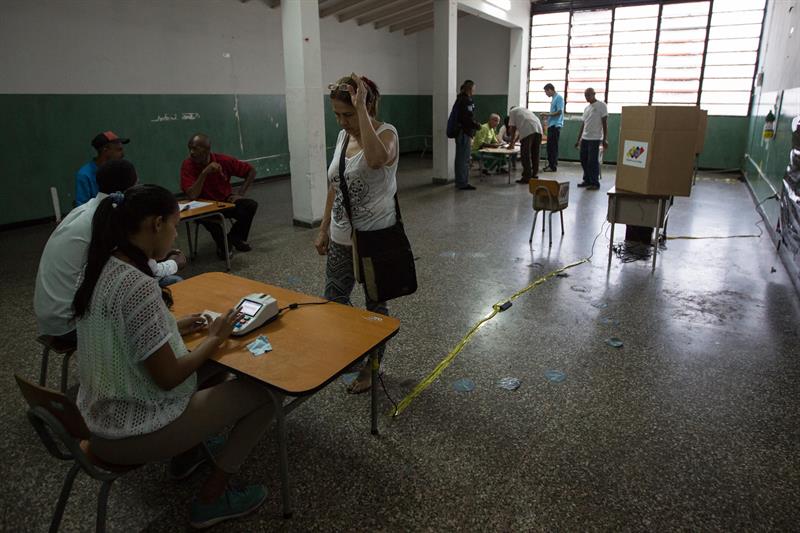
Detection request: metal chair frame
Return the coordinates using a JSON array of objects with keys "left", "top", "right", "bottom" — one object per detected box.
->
[
  {"left": 529, "top": 184, "right": 565, "bottom": 247},
  {"left": 37, "top": 336, "right": 76, "bottom": 393}
]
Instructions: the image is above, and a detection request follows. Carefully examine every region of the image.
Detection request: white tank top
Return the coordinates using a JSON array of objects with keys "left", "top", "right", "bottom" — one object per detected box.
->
[{"left": 327, "top": 124, "right": 399, "bottom": 246}]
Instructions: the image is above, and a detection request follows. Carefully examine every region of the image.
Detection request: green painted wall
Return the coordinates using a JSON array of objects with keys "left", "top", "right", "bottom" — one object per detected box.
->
[
  {"left": 1, "top": 92, "right": 751, "bottom": 226},
  {"left": 554, "top": 113, "right": 747, "bottom": 170},
  {"left": 743, "top": 87, "right": 800, "bottom": 227}
]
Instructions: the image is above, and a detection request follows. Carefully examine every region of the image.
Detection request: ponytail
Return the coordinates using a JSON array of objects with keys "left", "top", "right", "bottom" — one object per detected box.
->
[{"left": 73, "top": 185, "right": 178, "bottom": 318}]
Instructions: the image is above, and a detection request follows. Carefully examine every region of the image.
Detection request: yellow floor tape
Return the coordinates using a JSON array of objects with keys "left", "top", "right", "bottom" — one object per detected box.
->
[
  {"left": 391, "top": 258, "right": 589, "bottom": 417},
  {"left": 666, "top": 234, "right": 760, "bottom": 240}
]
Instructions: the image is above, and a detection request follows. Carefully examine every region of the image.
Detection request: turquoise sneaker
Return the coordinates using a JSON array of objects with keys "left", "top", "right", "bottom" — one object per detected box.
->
[
  {"left": 189, "top": 484, "right": 267, "bottom": 529},
  {"left": 169, "top": 435, "right": 226, "bottom": 480}
]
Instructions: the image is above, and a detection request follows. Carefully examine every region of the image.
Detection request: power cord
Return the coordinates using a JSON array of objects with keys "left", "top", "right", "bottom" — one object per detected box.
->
[
  {"left": 377, "top": 371, "right": 398, "bottom": 415},
  {"left": 278, "top": 301, "right": 330, "bottom": 313}
]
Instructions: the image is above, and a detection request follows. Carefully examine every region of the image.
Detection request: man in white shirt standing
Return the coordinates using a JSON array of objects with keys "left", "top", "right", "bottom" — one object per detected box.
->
[
  {"left": 507, "top": 106, "right": 543, "bottom": 184},
  {"left": 33, "top": 160, "right": 185, "bottom": 342},
  {"left": 574, "top": 87, "right": 608, "bottom": 190}
]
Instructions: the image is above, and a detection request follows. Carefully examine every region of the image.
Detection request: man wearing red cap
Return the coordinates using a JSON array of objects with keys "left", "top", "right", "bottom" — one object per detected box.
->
[{"left": 75, "top": 131, "right": 129, "bottom": 205}]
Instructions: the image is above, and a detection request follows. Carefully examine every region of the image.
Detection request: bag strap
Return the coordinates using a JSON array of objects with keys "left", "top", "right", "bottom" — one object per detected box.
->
[
  {"left": 338, "top": 134, "right": 354, "bottom": 224},
  {"left": 338, "top": 132, "right": 405, "bottom": 226}
]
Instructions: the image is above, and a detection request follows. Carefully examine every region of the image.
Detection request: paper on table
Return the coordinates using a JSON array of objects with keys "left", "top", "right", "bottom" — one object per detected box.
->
[{"left": 179, "top": 200, "right": 213, "bottom": 211}]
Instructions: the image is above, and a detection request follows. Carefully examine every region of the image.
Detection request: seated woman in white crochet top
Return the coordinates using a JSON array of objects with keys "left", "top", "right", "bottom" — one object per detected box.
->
[{"left": 72, "top": 183, "right": 273, "bottom": 529}]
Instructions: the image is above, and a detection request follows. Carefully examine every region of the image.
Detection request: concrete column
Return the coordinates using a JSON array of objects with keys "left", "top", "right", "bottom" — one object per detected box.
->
[
  {"left": 508, "top": 27, "right": 526, "bottom": 109},
  {"left": 282, "top": 0, "right": 328, "bottom": 227},
  {"left": 432, "top": 0, "right": 458, "bottom": 184}
]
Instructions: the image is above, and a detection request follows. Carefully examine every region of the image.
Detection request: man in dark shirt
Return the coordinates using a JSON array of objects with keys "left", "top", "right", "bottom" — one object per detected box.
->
[
  {"left": 453, "top": 80, "right": 481, "bottom": 190},
  {"left": 180, "top": 133, "right": 258, "bottom": 258}
]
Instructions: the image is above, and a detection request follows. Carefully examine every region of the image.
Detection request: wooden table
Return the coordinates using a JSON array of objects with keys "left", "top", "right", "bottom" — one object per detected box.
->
[
  {"left": 170, "top": 272, "right": 400, "bottom": 517},
  {"left": 606, "top": 186, "right": 673, "bottom": 272},
  {"left": 179, "top": 199, "right": 236, "bottom": 271},
  {"left": 478, "top": 147, "right": 519, "bottom": 184}
]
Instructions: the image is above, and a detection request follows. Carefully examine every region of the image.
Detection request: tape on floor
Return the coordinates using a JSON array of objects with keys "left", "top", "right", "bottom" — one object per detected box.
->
[{"left": 391, "top": 258, "right": 588, "bottom": 417}]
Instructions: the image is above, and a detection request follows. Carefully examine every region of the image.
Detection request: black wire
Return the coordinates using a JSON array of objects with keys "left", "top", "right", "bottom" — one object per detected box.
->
[
  {"left": 586, "top": 220, "right": 607, "bottom": 262},
  {"left": 377, "top": 371, "right": 398, "bottom": 415},
  {"left": 278, "top": 301, "right": 331, "bottom": 313}
]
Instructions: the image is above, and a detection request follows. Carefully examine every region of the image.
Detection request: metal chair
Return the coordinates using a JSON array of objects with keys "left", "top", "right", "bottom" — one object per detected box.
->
[
  {"left": 15, "top": 374, "right": 140, "bottom": 532},
  {"left": 37, "top": 335, "right": 77, "bottom": 393},
  {"left": 528, "top": 178, "right": 569, "bottom": 247}
]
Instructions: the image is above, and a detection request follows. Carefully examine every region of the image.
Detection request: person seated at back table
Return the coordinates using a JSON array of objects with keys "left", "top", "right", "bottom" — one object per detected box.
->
[
  {"left": 180, "top": 133, "right": 258, "bottom": 259},
  {"left": 75, "top": 131, "right": 129, "bottom": 206},
  {"left": 498, "top": 116, "right": 519, "bottom": 170},
  {"left": 34, "top": 160, "right": 186, "bottom": 345},
  {"left": 471, "top": 113, "right": 506, "bottom": 174}
]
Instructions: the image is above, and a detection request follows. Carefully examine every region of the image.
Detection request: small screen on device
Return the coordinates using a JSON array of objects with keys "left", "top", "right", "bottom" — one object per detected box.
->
[{"left": 239, "top": 299, "right": 263, "bottom": 316}]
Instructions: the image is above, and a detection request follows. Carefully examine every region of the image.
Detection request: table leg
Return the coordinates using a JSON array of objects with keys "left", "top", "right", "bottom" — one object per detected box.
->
[
  {"left": 652, "top": 198, "right": 663, "bottom": 273},
  {"left": 370, "top": 352, "right": 379, "bottom": 436},
  {"left": 266, "top": 388, "right": 292, "bottom": 519},
  {"left": 608, "top": 196, "right": 617, "bottom": 269},
  {"left": 217, "top": 213, "right": 231, "bottom": 271},
  {"left": 507, "top": 155, "right": 511, "bottom": 185},
  {"left": 185, "top": 221, "right": 195, "bottom": 259}
]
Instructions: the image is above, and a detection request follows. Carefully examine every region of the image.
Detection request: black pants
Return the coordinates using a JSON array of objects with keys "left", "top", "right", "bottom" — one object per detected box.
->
[
  {"left": 520, "top": 132, "right": 542, "bottom": 181},
  {"left": 200, "top": 198, "right": 258, "bottom": 248},
  {"left": 546, "top": 125, "right": 560, "bottom": 170}
]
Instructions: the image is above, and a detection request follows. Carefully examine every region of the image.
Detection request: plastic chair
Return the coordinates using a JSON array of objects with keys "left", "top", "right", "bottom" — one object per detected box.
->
[
  {"left": 15, "top": 374, "right": 140, "bottom": 532},
  {"left": 37, "top": 335, "right": 77, "bottom": 393},
  {"left": 528, "top": 178, "right": 569, "bottom": 247}
]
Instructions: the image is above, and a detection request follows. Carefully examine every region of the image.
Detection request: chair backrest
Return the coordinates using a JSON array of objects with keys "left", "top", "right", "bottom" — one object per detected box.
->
[
  {"left": 529, "top": 178, "right": 570, "bottom": 211},
  {"left": 15, "top": 374, "right": 90, "bottom": 440}
]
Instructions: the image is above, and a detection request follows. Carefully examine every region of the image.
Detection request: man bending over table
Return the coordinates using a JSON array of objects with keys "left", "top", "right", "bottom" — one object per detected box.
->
[{"left": 180, "top": 133, "right": 258, "bottom": 259}]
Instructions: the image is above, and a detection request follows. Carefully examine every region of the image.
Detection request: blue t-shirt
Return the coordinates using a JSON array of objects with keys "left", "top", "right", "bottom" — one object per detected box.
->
[
  {"left": 75, "top": 161, "right": 98, "bottom": 206},
  {"left": 549, "top": 93, "right": 565, "bottom": 128}
]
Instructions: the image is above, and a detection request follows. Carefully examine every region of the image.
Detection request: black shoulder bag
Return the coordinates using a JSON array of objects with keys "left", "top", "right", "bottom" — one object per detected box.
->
[{"left": 337, "top": 134, "right": 417, "bottom": 302}]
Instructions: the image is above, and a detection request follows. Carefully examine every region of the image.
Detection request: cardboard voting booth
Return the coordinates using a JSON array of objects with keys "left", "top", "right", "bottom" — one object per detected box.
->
[{"left": 616, "top": 106, "right": 705, "bottom": 197}]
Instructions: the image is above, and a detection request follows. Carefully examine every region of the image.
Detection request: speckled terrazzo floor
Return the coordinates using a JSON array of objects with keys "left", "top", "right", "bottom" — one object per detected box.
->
[{"left": 2, "top": 157, "right": 799, "bottom": 531}]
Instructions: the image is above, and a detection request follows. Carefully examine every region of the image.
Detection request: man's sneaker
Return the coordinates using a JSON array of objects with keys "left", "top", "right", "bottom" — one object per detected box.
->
[
  {"left": 190, "top": 484, "right": 267, "bottom": 529},
  {"left": 169, "top": 436, "right": 226, "bottom": 481},
  {"left": 458, "top": 184, "right": 477, "bottom": 190},
  {"left": 230, "top": 239, "right": 252, "bottom": 252},
  {"left": 515, "top": 178, "right": 529, "bottom": 184},
  {"left": 543, "top": 166, "right": 556, "bottom": 172},
  {"left": 577, "top": 182, "right": 590, "bottom": 188},
  {"left": 587, "top": 184, "right": 600, "bottom": 190}
]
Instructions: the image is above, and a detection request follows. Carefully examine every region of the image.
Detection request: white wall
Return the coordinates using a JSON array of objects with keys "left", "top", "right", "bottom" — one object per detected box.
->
[
  {"left": 0, "top": 0, "right": 420, "bottom": 95},
  {"left": 758, "top": 0, "right": 800, "bottom": 92},
  {"left": 416, "top": 14, "right": 511, "bottom": 95}
]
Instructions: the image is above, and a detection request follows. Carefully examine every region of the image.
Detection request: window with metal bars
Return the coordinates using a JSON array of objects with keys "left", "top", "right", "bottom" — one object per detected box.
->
[{"left": 528, "top": 0, "right": 766, "bottom": 117}]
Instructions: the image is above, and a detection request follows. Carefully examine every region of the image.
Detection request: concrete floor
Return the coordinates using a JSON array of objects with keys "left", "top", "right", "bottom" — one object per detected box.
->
[{"left": 1, "top": 157, "right": 799, "bottom": 531}]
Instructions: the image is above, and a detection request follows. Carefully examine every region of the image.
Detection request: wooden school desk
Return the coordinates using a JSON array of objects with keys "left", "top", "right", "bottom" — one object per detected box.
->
[
  {"left": 179, "top": 200, "right": 236, "bottom": 271},
  {"left": 170, "top": 272, "right": 400, "bottom": 517}
]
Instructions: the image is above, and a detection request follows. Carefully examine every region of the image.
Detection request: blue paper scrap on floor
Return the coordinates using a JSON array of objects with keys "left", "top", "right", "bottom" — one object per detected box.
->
[
  {"left": 605, "top": 337, "right": 624, "bottom": 348},
  {"left": 544, "top": 370, "right": 566, "bottom": 383},
  {"left": 453, "top": 378, "right": 475, "bottom": 392},
  {"left": 497, "top": 377, "right": 521, "bottom": 391}
]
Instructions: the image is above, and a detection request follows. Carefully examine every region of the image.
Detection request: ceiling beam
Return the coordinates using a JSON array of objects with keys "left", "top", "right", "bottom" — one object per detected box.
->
[
  {"left": 389, "top": 12, "right": 433, "bottom": 33},
  {"left": 355, "top": 0, "right": 427, "bottom": 26},
  {"left": 319, "top": 0, "right": 367, "bottom": 18},
  {"left": 336, "top": 0, "right": 385, "bottom": 22},
  {"left": 375, "top": 5, "right": 432, "bottom": 30},
  {"left": 403, "top": 21, "right": 433, "bottom": 36}
]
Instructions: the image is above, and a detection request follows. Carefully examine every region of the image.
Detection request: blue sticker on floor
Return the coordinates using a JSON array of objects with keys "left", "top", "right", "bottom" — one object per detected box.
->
[
  {"left": 591, "top": 301, "right": 608, "bottom": 309},
  {"left": 605, "top": 337, "right": 624, "bottom": 348},
  {"left": 570, "top": 285, "right": 589, "bottom": 293},
  {"left": 497, "top": 377, "right": 521, "bottom": 391},
  {"left": 439, "top": 251, "right": 457, "bottom": 259},
  {"left": 341, "top": 372, "right": 359, "bottom": 385},
  {"left": 600, "top": 317, "right": 620, "bottom": 326},
  {"left": 453, "top": 378, "right": 475, "bottom": 392},
  {"left": 544, "top": 370, "right": 566, "bottom": 383}
]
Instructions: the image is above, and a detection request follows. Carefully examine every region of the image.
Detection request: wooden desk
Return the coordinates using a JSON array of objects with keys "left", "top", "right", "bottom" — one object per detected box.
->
[
  {"left": 606, "top": 187, "right": 673, "bottom": 272},
  {"left": 170, "top": 272, "right": 400, "bottom": 517},
  {"left": 478, "top": 147, "right": 519, "bottom": 184},
  {"left": 179, "top": 200, "right": 235, "bottom": 271}
]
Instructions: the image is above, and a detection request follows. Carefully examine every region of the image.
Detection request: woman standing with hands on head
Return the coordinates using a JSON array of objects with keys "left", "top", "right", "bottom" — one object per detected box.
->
[
  {"left": 73, "top": 184, "right": 275, "bottom": 529},
  {"left": 314, "top": 73, "right": 399, "bottom": 394}
]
